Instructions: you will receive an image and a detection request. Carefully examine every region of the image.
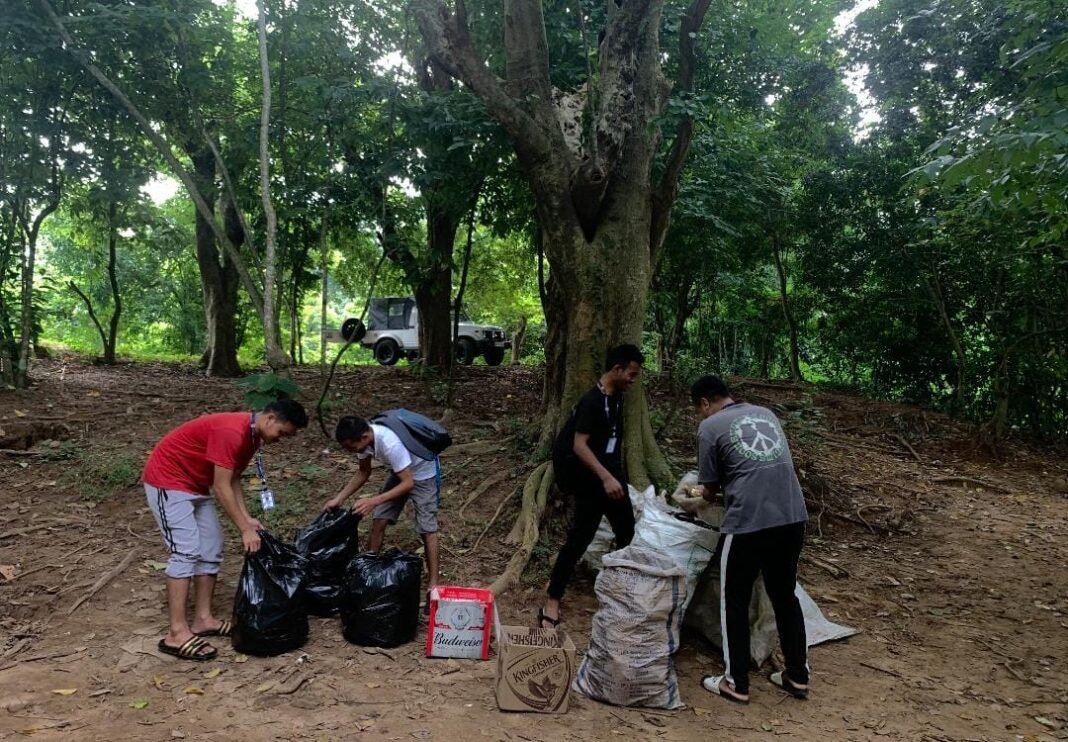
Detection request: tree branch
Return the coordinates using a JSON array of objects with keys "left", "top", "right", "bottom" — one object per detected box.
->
[
  {"left": 409, "top": 0, "right": 551, "bottom": 158},
  {"left": 649, "top": 0, "right": 713, "bottom": 260},
  {"left": 200, "top": 128, "right": 264, "bottom": 278},
  {"left": 36, "top": 0, "right": 266, "bottom": 319},
  {"left": 67, "top": 281, "right": 109, "bottom": 353},
  {"left": 256, "top": 0, "right": 288, "bottom": 370}
]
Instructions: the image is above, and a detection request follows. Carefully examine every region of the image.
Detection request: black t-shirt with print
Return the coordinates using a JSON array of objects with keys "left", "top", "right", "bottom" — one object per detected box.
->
[{"left": 552, "top": 385, "right": 626, "bottom": 488}]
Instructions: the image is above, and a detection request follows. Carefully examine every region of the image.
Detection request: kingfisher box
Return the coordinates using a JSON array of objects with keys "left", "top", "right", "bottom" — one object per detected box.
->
[
  {"left": 426, "top": 586, "right": 494, "bottom": 660},
  {"left": 494, "top": 620, "right": 576, "bottom": 713}
]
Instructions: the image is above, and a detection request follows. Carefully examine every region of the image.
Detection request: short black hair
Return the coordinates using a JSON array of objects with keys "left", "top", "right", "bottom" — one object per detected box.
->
[
  {"left": 605, "top": 344, "right": 645, "bottom": 372},
  {"left": 264, "top": 399, "right": 309, "bottom": 428},
  {"left": 335, "top": 416, "right": 371, "bottom": 443},
  {"left": 690, "top": 375, "right": 730, "bottom": 404}
]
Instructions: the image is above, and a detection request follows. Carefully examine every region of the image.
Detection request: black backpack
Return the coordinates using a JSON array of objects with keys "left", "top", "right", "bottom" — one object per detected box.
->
[{"left": 370, "top": 408, "right": 452, "bottom": 461}]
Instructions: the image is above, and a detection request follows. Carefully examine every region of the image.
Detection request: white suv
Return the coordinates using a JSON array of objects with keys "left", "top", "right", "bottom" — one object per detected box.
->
[{"left": 344, "top": 297, "right": 509, "bottom": 366}]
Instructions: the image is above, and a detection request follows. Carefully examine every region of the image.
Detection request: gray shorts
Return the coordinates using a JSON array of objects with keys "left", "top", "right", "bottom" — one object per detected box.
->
[
  {"left": 144, "top": 484, "right": 225, "bottom": 579},
  {"left": 373, "top": 475, "right": 440, "bottom": 534}
]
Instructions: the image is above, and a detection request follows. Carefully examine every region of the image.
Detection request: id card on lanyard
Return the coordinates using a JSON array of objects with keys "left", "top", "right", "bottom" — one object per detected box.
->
[{"left": 250, "top": 413, "right": 275, "bottom": 510}]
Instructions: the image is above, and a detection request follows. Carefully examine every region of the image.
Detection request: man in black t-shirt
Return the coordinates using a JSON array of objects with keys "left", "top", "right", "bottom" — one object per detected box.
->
[{"left": 539, "top": 344, "right": 645, "bottom": 629}]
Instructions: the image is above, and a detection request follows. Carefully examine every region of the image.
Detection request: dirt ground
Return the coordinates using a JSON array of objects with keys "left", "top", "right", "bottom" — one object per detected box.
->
[{"left": 1, "top": 356, "right": 1066, "bottom": 741}]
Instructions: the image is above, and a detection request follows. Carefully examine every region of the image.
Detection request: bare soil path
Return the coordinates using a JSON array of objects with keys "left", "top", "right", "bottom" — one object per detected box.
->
[{"left": 1, "top": 357, "right": 1065, "bottom": 741}]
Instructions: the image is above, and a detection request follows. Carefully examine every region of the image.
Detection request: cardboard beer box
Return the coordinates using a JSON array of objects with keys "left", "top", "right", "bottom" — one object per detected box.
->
[
  {"left": 494, "top": 618, "right": 576, "bottom": 714},
  {"left": 426, "top": 586, "right": 494, "bottom": 660}
]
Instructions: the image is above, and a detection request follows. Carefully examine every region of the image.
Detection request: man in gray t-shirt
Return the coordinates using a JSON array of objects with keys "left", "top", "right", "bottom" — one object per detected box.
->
[{"left": 692, "top": 375, "right": 810, "bottom": 705}]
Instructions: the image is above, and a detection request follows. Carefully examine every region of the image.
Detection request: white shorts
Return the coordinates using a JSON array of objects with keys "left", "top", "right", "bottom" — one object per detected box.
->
[{"left": 144, "top": 484, "right": 225, "bottom": 579}]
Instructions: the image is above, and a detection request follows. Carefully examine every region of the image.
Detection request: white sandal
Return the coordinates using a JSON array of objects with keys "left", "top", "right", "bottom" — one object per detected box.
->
[
  {"left": 701, "top": 674, "right": 750, "bottom": 704},
  {"left": 769, "top": 670, "right": 809, "bottom": 699}
]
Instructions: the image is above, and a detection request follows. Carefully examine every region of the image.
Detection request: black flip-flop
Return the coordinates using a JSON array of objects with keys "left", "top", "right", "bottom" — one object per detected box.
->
[
  {"left": 537, "top": 608, "right": 561, "bottom": 630},
  {"left": 194, "top": 619, "right": 232, "bottom": 638},
  {"left": 769, "top": 670, "right": 809, "bottom": 699},
  {"left": 701, "top": 674, "right": 750, "bottom": 704},
  {"left": 158, "top": 636, "right": 218, "bottom": 662}
]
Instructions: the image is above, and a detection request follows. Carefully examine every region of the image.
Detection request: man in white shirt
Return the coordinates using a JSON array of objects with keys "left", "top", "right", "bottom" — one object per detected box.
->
[{"left": 324, "top": 416, "right": 441, "bottom": 591}]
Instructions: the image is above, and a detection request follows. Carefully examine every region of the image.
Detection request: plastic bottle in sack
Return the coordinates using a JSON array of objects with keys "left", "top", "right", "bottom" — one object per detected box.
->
[
  {"left": 293, "top": 509, "right": 361, "bottom": 616},
  {"left": 231, "top": 531, "right": 309, "bottom": 657},
  {"left": 340, "top": 549, "right": 422, "bottom": 648}
]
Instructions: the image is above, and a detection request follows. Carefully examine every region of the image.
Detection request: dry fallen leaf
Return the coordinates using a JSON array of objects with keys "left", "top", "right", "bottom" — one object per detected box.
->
[
  {"left": 365, "top": 682, "right": 381, "bottom": 689},
  {"left": 183, "top": 687, "right": 205, "bottom": 696},
  {"left": 234, "top": 654, "right": 249, "bottom": 664},
  {"left": 255, "top": 682, "right": 274, "bottom": 693},
  {"left": 152, "top": 675, "right": 166, "bottom": 690},
  {"left": 13, "top": 409, "right": 27, "bottom": 417},
  {"left": 51, "top": 689, "right": 78, "bottom": 696},
  {"left": 143, "top": 560, "right": 168, "bottom": 572},
  {"left": 204, "top": 668, "right": 223, "bottom": 679},
  {"left": 129, "top": 699, "right": 150, "bottom": 709},
  {"left": 0, "top": 565, "right": 16, "bottom": 581}
]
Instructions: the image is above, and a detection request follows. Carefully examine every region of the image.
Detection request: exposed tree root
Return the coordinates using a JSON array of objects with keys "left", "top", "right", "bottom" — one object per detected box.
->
[{"left": 490, "top": 461, "right": 553, "bottom": 597}]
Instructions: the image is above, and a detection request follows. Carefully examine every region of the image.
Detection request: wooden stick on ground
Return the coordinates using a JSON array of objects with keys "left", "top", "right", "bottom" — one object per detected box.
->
[
  {"left": 457, "top": 469, "right": 513, "bottom": 517},
  {"left": 457, "top": 487, "right": 519, "bottom": 556},
  {"left": 10, "top": 563, "right": 60, "bottom": 582},
  {"left": 66, "top": 550, "right": 137, "bottom": 615},
  {"left": 0, "top": 520, "right": 85, "bottom": 541},
  {"left": 860, "top": 661, "right": 904, "bottom": 678},
  {"left": 931, "top": 476, "right": 1011, "bottom": 493},
  {"left": 801, "top": 553, "right": 850, "bottom": 579},
  {"left": 892, "top": 434, "right": 922, "bottom": 463}
]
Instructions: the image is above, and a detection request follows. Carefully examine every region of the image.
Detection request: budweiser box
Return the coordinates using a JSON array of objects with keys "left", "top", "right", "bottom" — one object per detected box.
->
[
  {"left": 426, "top": 586, "right": 494, "bottom": 660},
  {"left": 494, "top": 618, "right": 576, "bottom": 713}
]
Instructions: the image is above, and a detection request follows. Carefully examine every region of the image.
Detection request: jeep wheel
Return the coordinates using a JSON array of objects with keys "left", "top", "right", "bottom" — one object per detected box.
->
[
  {"left": 455, "top": 337, "right": 477, "bottom": 366},
  {"left": 340, "top": 317, "right": 366, "bottom": 343},
  {"left": 374, "top": 338, "right": 401, "bottom": 366},
  {"left": 483, "top": 347, "right": 506, "bottom": 367}
]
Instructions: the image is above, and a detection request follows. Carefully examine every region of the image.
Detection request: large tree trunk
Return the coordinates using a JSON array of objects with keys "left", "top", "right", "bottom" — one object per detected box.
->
[
  {"left": 16, "top": 227, "right": 37, "bottom": 387},
  {"left": 924, "top": 272, "right": 967, "bottom": 412},
  {"left": 772, "top": 231, "right": 803, "bottom": 382},
  {"left": 14, "top": 197, "right": 60, "bottom": 388},
  {"left": 417, "top": 207, "right": 458, "bottom": 372},
  {"left": 413, "top": 0, "right": 710, "bottom": 594},
  {"left": 539, "top": 207, "right": 672, "bottom": 490},
  {"left": 103, "top": 201, "right": 121, "bottom": 364},
  {"left": 510, "top": 314, "right": 528, "bottom": 365},
  {"left": 0, "top": 210, "right": 21, "bottom": 385},
  {"left": 191, "top": 148, "right": 242, "bottom": 377}
]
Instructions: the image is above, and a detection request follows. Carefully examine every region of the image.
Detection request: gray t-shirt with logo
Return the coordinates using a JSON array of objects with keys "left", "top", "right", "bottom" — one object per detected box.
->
[{"left": 697, "top": 402, "right": 808, "bottom": 535}]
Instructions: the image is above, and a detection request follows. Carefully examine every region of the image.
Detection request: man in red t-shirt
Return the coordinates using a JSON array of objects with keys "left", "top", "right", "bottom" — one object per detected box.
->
[{"left": 142, "top": 399, "right": 307, "bottom": 661}]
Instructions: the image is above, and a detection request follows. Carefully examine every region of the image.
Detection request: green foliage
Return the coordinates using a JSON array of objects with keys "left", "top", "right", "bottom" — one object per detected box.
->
[
  {"left": 235, "top": 372, "right": 301, "bottom": 409},
  {"left": 2, "top": 0, "right": 1064, "bottom": 442}
]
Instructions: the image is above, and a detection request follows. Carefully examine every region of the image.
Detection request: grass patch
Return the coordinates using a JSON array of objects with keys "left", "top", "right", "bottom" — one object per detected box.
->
[{"left": 59, "top": 442, "right": 143, "bottom": 501}]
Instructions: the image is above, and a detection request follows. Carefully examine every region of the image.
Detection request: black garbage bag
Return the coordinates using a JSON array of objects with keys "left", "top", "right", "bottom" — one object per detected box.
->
[
  {"left": 231, "top": 531, "right": 309, "bottom": 657},
  {"left": 294, "top": 509, "right": 361, "bottom": 616},
  {"left": 340, "top": 549, "right": 422, "bottom": 648}
]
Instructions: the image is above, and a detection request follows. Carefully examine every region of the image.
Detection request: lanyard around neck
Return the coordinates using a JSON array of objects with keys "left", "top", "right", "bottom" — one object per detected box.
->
[
  {"left": 250, "top": 413, "right": 269, "bottom": 493},
  {"left": 597, "top": 382, "right": 619, "bottom": 432}
]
